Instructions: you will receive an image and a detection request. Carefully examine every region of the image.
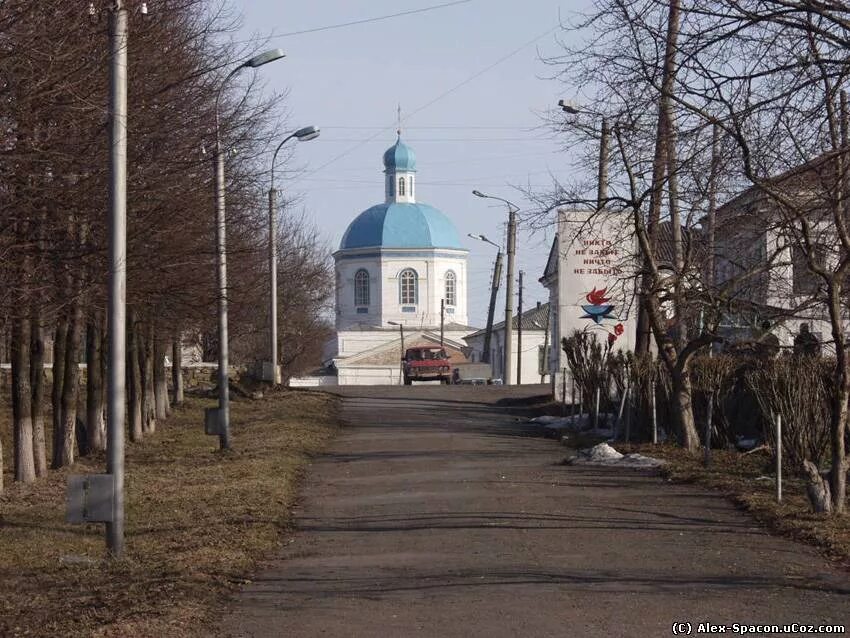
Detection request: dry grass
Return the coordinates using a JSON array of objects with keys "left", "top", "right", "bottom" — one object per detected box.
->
[
  {"left": 0, "top": 389, "right": 339, "bottom": 637},
  {"left": 619, "top": 442, "right": 850, "bottom": 569}
]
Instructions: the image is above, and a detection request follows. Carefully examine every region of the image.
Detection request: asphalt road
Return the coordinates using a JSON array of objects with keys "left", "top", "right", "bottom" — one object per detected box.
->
[{"left": 220, "top": 385, "right": 849, "bottom": 638}]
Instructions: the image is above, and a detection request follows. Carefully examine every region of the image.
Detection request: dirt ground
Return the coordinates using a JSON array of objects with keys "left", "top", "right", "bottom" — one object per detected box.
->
[{"left": 219, "top": 385, "right": 849, "bottom": 638}]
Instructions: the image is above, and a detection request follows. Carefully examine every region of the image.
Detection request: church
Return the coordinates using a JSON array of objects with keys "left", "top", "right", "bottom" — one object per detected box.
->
[{"left": 321, "top": 134, "right": 478, "bottom": 385}]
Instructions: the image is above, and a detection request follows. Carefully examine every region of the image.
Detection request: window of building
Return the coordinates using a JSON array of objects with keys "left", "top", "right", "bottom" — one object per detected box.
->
[
  {"left": 792, "top": 244, "right": 823, "bottom": 296},
  {"left": 387, "top": 175, "right": 394, "bottom": 197},
  {"left": 354, "top": 269, "right": 370, "bottom": 306},
  {"left": 445, "top": 270, "right": 456, "bottom": 306},
  {"left": 410, "top": 175, "right": 414, "bottom": 198},
  {"left": 399, "top": 268, "right": 417, "bottom": 305},
  {"left": 398, "top": 177, "right": 406, "bottom": 196}
]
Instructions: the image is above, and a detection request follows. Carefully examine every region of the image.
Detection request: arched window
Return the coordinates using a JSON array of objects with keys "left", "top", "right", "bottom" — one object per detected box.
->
[
  {"left": 398, "top": 177, "right": 406, "bottom": 196},
  {"left": 354, "top": 269, "right": 369, "bottom": 306},
  {"left": 409, "top": 175, "right": 414, "bottom": 198},
  {"left": 399, "top": 268, "right": 417, "bottom": 305},
  {"left": 387, "top": 175, "right": 394, "bottom": 197},
  {"left": 445, "top": 270, "right": 456, "bottom": 307}
]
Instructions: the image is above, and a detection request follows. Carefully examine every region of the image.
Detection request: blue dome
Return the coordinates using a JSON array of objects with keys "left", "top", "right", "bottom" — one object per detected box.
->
[
  {"left": 383, "top": 137, "right": 416, "bottom": 172},
  {"left": 340, "top": 202, "right": 464, "bottom": 250}
]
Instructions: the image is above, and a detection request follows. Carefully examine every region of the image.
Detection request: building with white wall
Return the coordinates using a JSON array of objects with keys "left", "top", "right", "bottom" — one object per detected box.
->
[
  {"left": 464, "top": 302, "right": 551, "bottom": 385},
  {"left": 540, "top": 209, "right": 637, "bottom": 401},
  {"left": 323, "top": 134, "right": 478, "bottom": 384}
]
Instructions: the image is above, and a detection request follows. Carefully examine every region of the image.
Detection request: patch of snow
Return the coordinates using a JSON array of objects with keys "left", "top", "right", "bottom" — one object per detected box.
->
[{"left": 566, "top": 443, "right": 665, "bottom": 468}]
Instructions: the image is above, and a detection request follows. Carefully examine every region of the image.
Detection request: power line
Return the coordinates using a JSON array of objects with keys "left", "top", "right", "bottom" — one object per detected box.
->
[
  {"left": 293, "top": 23, "right": 560, "bottom": 183},
  {"left": 273, "top": 0, "right": 473, "bottom": 38}
]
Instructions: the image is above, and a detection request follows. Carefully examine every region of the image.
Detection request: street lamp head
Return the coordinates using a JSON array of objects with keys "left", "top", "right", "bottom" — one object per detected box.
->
[
  {"left": 558, "top": 99, "right": 580, "bottom": 114},
  {"left": 294, "top": 125, "right": 320, "bottom": 141},
  {"left": 388, "top": 321, "right": 400, "bottom": 326},
  {"left": 244, "top": 48, "right": 286, "bottom": 68},
  {"left": 472, "top": 190, "right": 486, "bottom": 198}
]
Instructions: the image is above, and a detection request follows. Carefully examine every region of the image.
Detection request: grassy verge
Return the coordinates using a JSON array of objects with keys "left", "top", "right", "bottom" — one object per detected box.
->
[
  {"left": 618, "top": 442, "right": 850, "bottom": 568},
  {"left": 0, "top": 389, "right": 339, "bottom": 637}
]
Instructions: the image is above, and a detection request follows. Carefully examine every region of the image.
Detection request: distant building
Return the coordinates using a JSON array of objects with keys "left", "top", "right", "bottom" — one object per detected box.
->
[
  {"left": 310, "top": 133, "right": 478, "bottom": 386},
  {"left": 464, "top": 302, "right": 551, "bottom": 385}
]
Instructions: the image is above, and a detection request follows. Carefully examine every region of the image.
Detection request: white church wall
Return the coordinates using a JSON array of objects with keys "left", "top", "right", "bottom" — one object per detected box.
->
[
  {"left": 336, "top": 330, "right": 399, "bottom": 358},
  {"left": 335, "top": 256, "right": 383, "bottom": 331}
]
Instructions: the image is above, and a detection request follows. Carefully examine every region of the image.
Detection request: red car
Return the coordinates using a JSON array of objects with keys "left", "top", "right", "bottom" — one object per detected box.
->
[{"left": 403, "top": 346, "right": 452, "bottom": 385}]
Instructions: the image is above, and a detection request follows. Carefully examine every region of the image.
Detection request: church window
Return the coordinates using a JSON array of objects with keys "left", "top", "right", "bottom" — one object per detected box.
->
[
  {"left": 398, "top": 177, "right": 406, "bottom": 196},
  {"left": 354, "top": 269, "right": 370, "bottom": 306},
  {"left": 387, "top": 175, "right": 394, "bottom": 197},
  {"left": 399, "top": 268, "right": 417, "bottom": 305},
  {"left": 409, "top": 176, "right": 414, "bottom": 198},
  {"left": 445, "top": 271, "right": 456, "bottom": 306}
]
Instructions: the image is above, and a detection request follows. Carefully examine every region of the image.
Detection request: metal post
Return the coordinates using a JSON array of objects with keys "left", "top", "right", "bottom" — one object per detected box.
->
[
  {"left": 504, "top": 207, "right": 517, "bottom": 385},
  {"left": 776, "top": 413, "right": 783, "bottom": 503},
  {"left": 561, "top": 368, "right": 566, "bottom": 417},
  {"left": 482, "top": 251, "right": 502, "bottom": 364},
  {"left": 516, "top": 271, "right": 524, "bottom": 385},
  {"left": 651, "top": 382, "right": 658, "bottom": 444},
  {"left": 268, "top": 187, "right": 279, "bottom": 384},
  {"left": 106, "top": 1, "right": 128, "bottom": 558},
  {"left": 440, "top": 298, "right": 445, "bottom": 347},
  {"left": 624, "top": 387, "right": 632, "bottom": 443},
  {"left": 704, "top": 390, "right": 714, "bottom": 468},
  {"left": 398, "top": 324, "right": 405, "bottom": 385},
  {"left": 214, "top": 133, "right": 231, "bottom": 449},
  {"left": 615, "top": 382, "right": 629, "bottom": 440},
  {"left": 570, "top": 374, "right": 575, "bottom": 418},
  {"left": 593, "top": 386, "right": 601, "bottom": 430}
]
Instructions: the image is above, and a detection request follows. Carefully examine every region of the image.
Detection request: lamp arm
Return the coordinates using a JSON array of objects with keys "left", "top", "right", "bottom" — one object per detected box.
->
[{"left": 270, "top": 132, "right": 297, "bottom": 192}]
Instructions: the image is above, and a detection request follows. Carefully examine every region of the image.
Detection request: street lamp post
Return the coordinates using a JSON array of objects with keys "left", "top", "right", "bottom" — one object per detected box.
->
[
  {"left": 105, "top": 0, "right": 129, "bottom": 559},
  {"left": 558, "top": 100, "right": 610, "bottom": 210},
  {"left": 268, "top": 125, "right": 320, "bottom": 385},
  {"left": 388, "top": 321, "right": 405, "bottom": 385},
  {"left": 213, "top": 48, "right": 284, "bottom": 449},
  {"left": 472, "top": 190, "right": 519, "bottom": 385},
  {"left": 467, "top": 233, "right": 502, "bottom": 366}
]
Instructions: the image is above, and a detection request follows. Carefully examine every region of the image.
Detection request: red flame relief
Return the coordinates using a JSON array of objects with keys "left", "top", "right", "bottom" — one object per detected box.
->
[{"left": 586, "top": 287, "right": 611, "bottom": 305}]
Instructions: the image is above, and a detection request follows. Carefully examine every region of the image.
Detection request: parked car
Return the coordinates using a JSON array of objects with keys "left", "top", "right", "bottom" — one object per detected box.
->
[
  {"left": 451, "top": 363, "right": 493, "bottom": 385},
  {"left": 403, "top": 346, "right": 452, "bottom": 385}
]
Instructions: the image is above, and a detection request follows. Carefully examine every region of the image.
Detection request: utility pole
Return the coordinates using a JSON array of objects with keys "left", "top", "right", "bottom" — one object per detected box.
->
[
  {"left": 440, "top": 298, "right": 445, "bottom": 347},
  {"left": 471, "top": 192, "right": 518, "bottom": 384},
  {"left": 482, "top": 250, "right": 502, "bottom": 364},
  {"left": 106, "top": 0, "right": 129, "bottom": 558},
  {"left": 597, "top": 117, "right": 610, "bottom": 210},
  {"left": 504, "top": 207, "right": 517, "bottom": 385},
  {"left": 540, "top": 302, "right": 550, "bottom": 383},
  {"left": 516, "top": 271, "right": 524, "bottom": 385}
]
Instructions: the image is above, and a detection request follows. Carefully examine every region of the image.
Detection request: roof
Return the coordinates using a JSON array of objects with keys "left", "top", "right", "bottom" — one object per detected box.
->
[
  {"left": 466, "top": 302, "right": 550, "bottom": 339},
  {"left": 339, "top": 202, "right": 465, "bottom": 250},
  {"left": 383, "top": 135, "right": 416, "bottom": 173},
  {"left": 337, "top": 321, "right": 479, "bottom": 333}
]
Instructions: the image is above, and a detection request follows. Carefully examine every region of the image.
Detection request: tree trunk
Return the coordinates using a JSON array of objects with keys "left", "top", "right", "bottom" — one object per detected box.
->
[
  {"left": 59, "top": 297, "right": 83, "bottom": 466},
  {"left": 140, "top": 322, "right": 156, "bottom": 434},
  {"left": 803, "top": 460, "right": 832, "bottom": 514},
  {"left": 127, "top": 309, "right": 143, "bottom": 442},
  {"left": 51, "top": 318, "right": 67, "bottom": 468},
  {"left": 30, "top": 315, "right": 47, "bottom": 477},
  {"left": 830, "top": 363, "right": 848, "bottom": 514},
  {"left": 172, "top": 335, "right": 184, "bottom": 406},
  {"left": 671, "top": 367, "right": 700, "bottom": 451},
  {"left": 86, "top": 314, "right": 106, "bottom": 453},
  {"left": 153, "top": 328, "right": 169, "bottom": 420},
  {"left": 12, "top": 316, "right": 36, "bottom": 483}
]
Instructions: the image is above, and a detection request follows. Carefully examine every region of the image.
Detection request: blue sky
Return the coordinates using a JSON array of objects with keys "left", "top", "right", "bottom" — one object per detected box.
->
[{"left": 236, "top": 0, "right": 594, "bottom": 327}]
